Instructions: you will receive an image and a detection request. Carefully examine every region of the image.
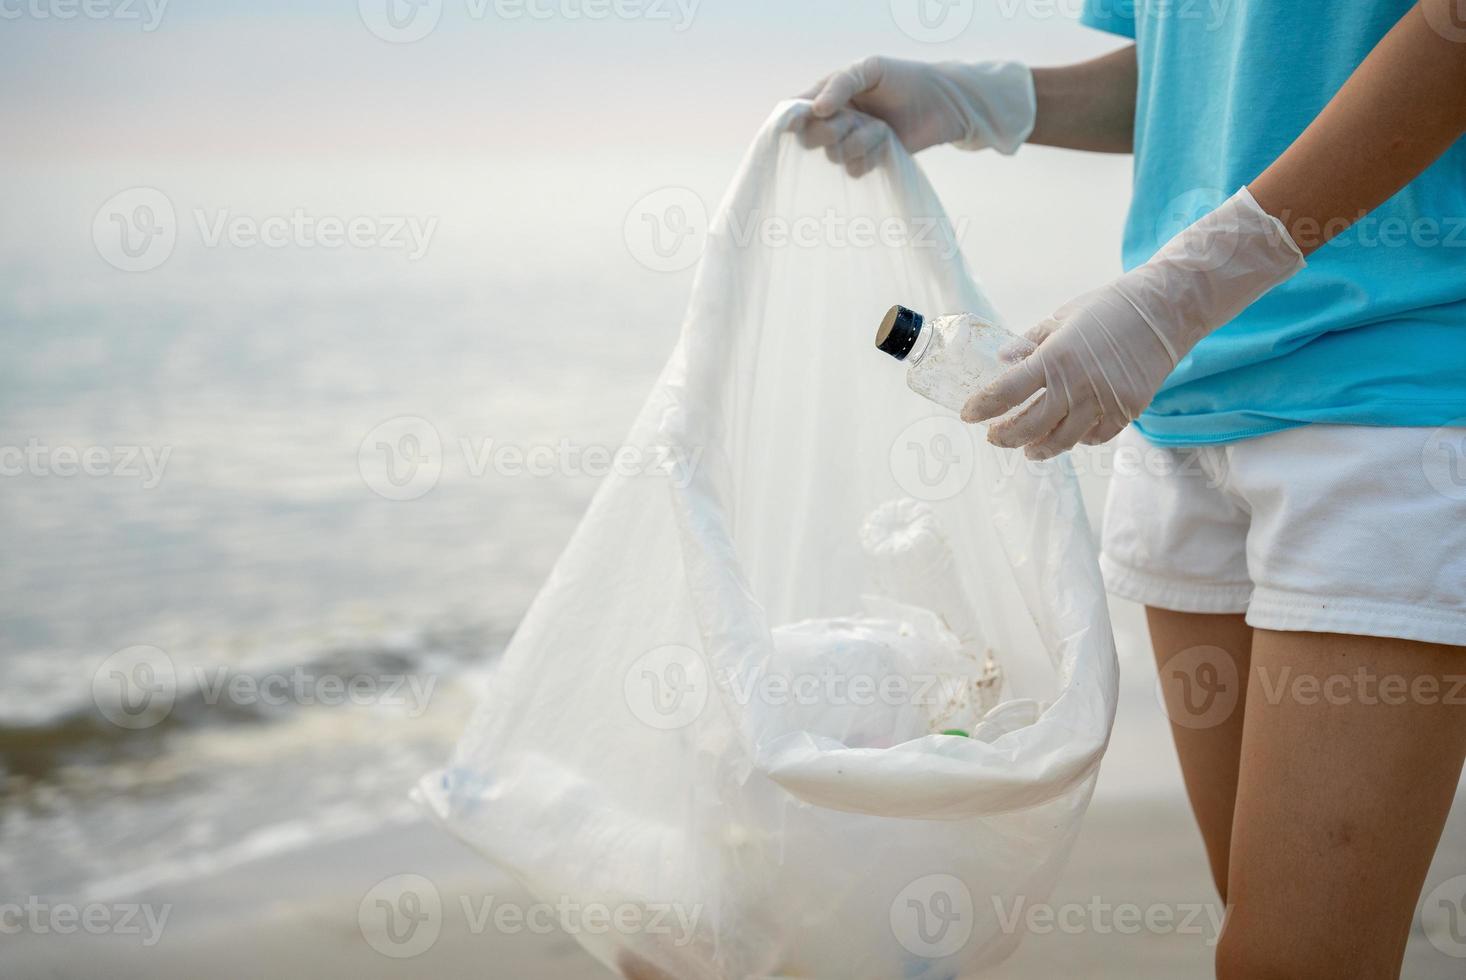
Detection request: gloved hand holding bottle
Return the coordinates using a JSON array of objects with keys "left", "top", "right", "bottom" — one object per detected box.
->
[
  {"left": 964, "top": 187, "right": 1306, "bottom": 459},
  {"left": 797, "top": 55, "right": 1308, "bottom": 459}
]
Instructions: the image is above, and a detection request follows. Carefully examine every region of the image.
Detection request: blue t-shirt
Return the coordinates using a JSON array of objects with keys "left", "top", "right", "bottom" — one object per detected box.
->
[{"left": 1082, "top": 0, "right": 1466, "bottom": 445}]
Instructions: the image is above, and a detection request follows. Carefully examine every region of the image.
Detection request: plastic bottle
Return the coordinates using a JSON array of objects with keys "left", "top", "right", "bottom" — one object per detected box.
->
[{"left": 875, "top": 304, "right": 1027, "bottom": 414}]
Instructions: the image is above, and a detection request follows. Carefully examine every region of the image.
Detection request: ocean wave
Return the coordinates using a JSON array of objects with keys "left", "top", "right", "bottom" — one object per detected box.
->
[{"left": 0, "top": 634, "right": 499, "bottom": 784}]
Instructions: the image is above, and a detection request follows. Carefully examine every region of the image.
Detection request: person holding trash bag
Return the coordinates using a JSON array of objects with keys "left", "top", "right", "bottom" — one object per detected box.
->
[{"left": 799, "top": 3, "right": 1466, "bottom": 977}]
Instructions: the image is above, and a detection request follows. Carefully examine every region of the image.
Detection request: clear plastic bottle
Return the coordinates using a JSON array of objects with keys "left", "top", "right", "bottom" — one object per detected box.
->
[{"left": 875, "top": 304, "right": 1026, "bottom": 414}]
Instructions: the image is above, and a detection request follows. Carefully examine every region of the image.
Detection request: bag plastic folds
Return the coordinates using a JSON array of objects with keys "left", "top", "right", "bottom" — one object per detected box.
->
[{"left": 419, "top": 100, "right": 1120, "bottom": 980}]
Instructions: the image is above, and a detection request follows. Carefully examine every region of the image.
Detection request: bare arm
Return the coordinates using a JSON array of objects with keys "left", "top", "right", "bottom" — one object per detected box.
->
[
  {"left": 1029, "top": 45, "right": 1138, "bottom": 153},
  {"left": 1250, "top": 1, "right": 1466, "bottom": 255}
]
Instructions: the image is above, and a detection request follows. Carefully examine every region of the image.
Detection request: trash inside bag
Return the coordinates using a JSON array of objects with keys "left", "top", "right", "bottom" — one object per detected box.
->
[{"left": 418, "top": 100, "right": 1119, "bottom": 980}]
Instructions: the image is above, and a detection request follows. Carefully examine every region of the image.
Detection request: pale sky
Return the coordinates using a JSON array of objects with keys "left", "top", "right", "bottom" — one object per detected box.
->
[
  {"left": 1, "top": 0, "right": 1126, "bottom": 156},
  {"left": 0, "top": 1, "right": 1133, "bottom": 334}
]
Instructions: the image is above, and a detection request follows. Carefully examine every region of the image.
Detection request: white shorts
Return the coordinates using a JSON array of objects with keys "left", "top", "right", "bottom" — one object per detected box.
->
[{"left": 1099, "top": 424, "right": 1466, "bottom": 647}]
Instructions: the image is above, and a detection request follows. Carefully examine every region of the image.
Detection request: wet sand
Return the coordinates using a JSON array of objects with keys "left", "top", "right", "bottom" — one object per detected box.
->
[
  {"left": 8, "top": 598, "right": 1465, "bottom": 978},
  {"left": 7, "top": 789, "right": 1465, "bottom": 980}
]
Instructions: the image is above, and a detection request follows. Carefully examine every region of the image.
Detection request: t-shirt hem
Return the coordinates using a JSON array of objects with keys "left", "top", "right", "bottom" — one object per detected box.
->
[
  {"left": 1134, "top": 400, "right": 1466, "bottom": 447},
  {"left": 1079, "top": 9, "right": 1137, "bottom": 39},
  {"left": 1132, "top": 417, "right": 1303, "bottom": 447}
]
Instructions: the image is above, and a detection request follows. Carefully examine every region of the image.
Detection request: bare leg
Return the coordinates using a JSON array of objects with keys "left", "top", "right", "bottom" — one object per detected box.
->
[
  {"left": 1147, "top": 607, "right": 1253, "bottom": 900},
  {"left": 1217, "top": 630, "right": 1466, "bottom": 980}
]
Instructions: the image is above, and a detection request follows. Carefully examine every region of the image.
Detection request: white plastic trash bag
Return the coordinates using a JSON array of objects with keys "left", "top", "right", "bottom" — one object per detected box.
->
[{"left": 419, "top": 100, "right": 1119, "bottom": 980}]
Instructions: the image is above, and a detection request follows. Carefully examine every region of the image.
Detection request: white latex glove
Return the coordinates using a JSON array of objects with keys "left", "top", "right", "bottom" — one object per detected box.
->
[
  {"left": 794, "top": 57, "right": 1036, "bottom": 177},
  {"left": 963, "top": 187, "right": 1307, "bottom": 459}
]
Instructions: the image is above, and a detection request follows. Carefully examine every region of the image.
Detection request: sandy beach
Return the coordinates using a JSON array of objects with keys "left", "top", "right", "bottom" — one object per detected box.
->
[
  {"left": 8, "top": 603, "right": 1465, "bottom": 979},
  {"left": 8, "top": 793, "right": 1465, "bottom": 979},
  {"left": 8, "top": 1, "right": 1466, "bottom": 977}
]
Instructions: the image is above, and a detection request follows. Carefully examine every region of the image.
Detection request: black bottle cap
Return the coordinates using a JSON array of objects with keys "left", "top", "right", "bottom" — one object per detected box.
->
[{"left": 875, "top": 305, "right": 924, "bottom": 361}]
